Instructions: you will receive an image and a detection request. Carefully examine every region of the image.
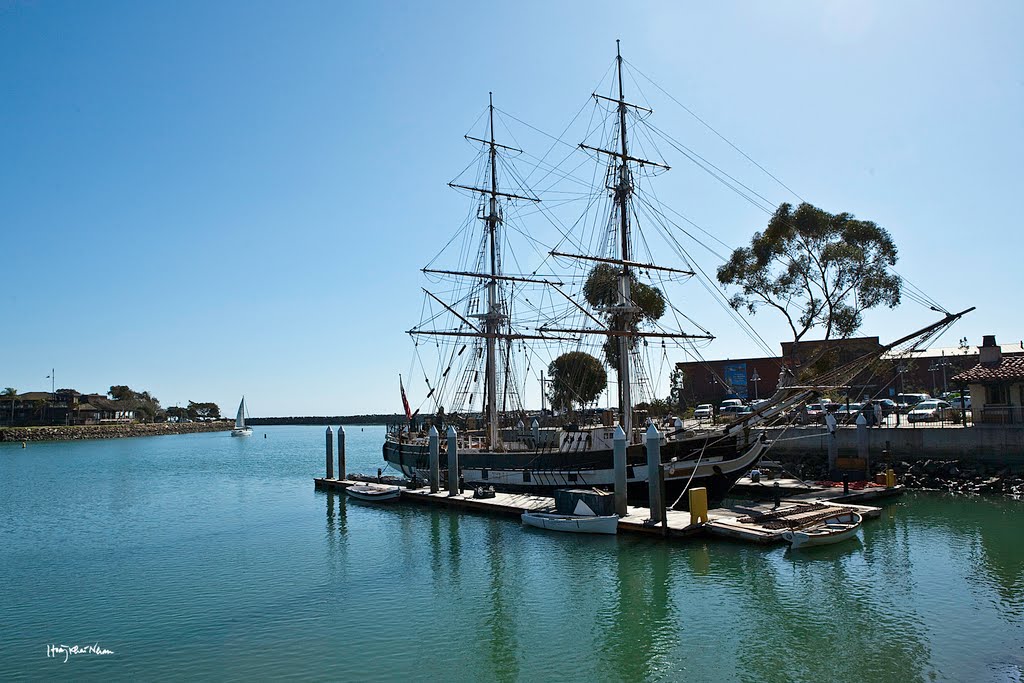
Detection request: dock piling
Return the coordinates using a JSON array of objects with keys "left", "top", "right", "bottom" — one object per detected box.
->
[
  {"left": 646, "top": 424, "right": 663, "bottom": 525},
  {"left": 338, "top": 426, "right": 346, "bottom": 480},
  {"left": 856, "top": 412, "right": 868, "bottom": 464},
  {"left": 325, "top": 426, "right": 334, "bottom": 480},
  {"left": 826, "top": 413, "right": 838, "bottom": 474},
  {"left": 613, "top": 426, "right": 627, "bottom": 516},
  {"left": 446, "top": 426, "right": 459, "bottom": 496},
  {"left": 429, "top": 426, "right": 440, "bottom": 493}
]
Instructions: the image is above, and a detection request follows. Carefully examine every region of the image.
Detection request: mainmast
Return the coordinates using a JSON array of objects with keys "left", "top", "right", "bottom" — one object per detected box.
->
[
  {"left": 484, "top": 93, "right": 501, "bottom": 450},
  {"left": 612, "top": 40, "right": 636, "bottom": 441},
  {"left": 540, "top": 41, "right": 718, "bottom": 440}
]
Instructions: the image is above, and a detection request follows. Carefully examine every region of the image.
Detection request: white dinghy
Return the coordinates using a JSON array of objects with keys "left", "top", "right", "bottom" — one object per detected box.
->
[
  {"left": 521, "top": 500, "right": 618, "bottom": 535},
  {"left": 346, "top": 483, "right": 402, "bottom": 503},
  {"left": 782, "top": 510, "right": 862, "bottom": 549}
]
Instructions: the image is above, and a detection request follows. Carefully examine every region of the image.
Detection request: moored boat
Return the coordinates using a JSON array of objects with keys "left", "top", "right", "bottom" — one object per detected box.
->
[
  {"left": 346, "top": 483, "right": 402, "bottom": 502},
  {"left": 782, "top": 510, "right": 862, "bottom": 549},
  {"left": 521, "top": 510, "right": 619, "bottom": 535},
  {"left": 383, "top": 43, "right": 974, "bottom": 511}
]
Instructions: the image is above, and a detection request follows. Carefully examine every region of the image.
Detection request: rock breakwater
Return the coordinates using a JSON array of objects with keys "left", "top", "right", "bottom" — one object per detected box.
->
[
  {"left": 769, "top": 453, "right": 1024, "bottom": 497},
  {"left": 0, "top": 422, "right": 233, "bottom": 443}
]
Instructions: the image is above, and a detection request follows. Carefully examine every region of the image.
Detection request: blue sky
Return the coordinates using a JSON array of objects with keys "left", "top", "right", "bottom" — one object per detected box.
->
[{"left": 3, "top": 1, "right": 1022, "bottom": 416}]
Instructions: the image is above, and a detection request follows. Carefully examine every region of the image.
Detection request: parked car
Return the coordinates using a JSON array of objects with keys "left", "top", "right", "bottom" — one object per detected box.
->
[
  {"left": 945, "top": 393, "right": 972, "bottom": 409},
  {"left": 694, "top": 404, "right": 713, "bottom": 420},
  {"left": 907, "top": 399, "right": 953, "bottom": 423},
  {"left": 720, "top": 398, "right": 743, "bottom": 410},
  {"left": 951, "top": 395, "right": 972, "bottom": 410},
  {"left": 721, "top": 405, "right": 754, "bottom": 419},
  {"left": 875, "top": 398, "right": 898, "bottom": 416},
  {"left": 895, "top": 393, "right": 932, "bottom": 413},
  {"left": 816, "top": 402, "right": 843, "bottom": 424},
  {"left": 836, "top": 402, "right": 865, "bottom": 424}
]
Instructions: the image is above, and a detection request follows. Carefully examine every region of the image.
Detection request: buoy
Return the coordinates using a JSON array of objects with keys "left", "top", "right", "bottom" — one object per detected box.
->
[{"left": 22, "top": 441, "right": 27, "bottom": 448}]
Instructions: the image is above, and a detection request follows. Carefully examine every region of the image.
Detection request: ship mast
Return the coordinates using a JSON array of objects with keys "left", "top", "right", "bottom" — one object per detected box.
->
[
  {"left": 612, "top": 40, "right": 636, "bottom": 440},
  {"left": 484, "top": 93, "right": 501, "bottom": 450},
  {"left": 409, "top": 96, "right": 547, "bottom": 436},
  {"left": 539, "top": 41, "right": 715, "bottom": 441}
]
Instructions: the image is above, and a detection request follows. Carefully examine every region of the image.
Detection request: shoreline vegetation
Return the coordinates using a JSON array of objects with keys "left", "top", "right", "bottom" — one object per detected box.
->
[{"left": 0, "top": 422, "right": 233, "bottom": 443}]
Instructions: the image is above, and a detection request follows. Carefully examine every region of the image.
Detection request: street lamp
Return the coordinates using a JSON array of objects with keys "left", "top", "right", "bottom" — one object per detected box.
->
[
  {"left": 927, "top": 365, "right": 939, "bottom": 396},
  {"left": 750, "top": 369, "right": 761, "bottom": 401}
]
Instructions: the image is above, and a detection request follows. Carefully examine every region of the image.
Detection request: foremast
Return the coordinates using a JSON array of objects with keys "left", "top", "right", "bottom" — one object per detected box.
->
[{"left": 413, "top": 94, "right": 543, "bottom": 450}]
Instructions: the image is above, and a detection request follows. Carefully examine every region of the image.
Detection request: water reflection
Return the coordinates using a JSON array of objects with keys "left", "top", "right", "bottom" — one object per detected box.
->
[
  {"left": 599, "top": 539, "right": 681, "bottom": 681},
  {"left": 887, "top": 493, "right": 1024, "bottom": 621},
  {"left": 484, "top": 521, "right": 519, "bottom": 683},
  {"left": 727, "top": 537, "right": 933, "bottom": 682}
]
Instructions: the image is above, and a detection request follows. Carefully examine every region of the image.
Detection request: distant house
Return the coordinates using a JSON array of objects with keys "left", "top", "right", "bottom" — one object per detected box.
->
[
  {"left": 77, "top": 394, "right": 136, "bottom": 424},
  {"left": 952, "top": 335, "right": 1024, "bottom": 425},
  {"left": 0, "top": 390, "right": 136, "bottom": 426}
]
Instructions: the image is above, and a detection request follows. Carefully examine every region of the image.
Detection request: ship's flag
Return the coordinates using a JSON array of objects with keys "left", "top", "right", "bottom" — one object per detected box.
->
[{"left": 400, "top": 375, "right": 412, "bottom": 421}]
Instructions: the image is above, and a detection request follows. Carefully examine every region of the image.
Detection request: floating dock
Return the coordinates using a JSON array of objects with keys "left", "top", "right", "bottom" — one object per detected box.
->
[{"left": 314, "top": 476, "right": 903, "bottom": 545}]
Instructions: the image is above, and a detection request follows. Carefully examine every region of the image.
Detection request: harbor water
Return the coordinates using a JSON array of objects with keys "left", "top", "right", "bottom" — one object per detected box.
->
[{"left": 2, "top": 426, "right": 1022, "bottom": 681}]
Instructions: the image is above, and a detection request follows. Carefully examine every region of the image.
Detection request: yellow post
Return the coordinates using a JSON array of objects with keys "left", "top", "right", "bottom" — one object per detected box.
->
[
  {"left": 689, "top": 486, "right": 709, "bottom": 525},
  {"left": 886, "top": 468, "right": 896, "bottom": 488},
  {"left": 22, "top": 441, "right": 27, "bottom": 448}
]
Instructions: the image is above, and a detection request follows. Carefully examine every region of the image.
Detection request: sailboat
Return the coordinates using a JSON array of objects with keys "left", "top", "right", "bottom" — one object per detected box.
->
[
  {"left": 231, "top": 396, "right": 253, "bottom": 437},
  {"left": 382, "top": 43, "right": 970, "bottom": 508}
]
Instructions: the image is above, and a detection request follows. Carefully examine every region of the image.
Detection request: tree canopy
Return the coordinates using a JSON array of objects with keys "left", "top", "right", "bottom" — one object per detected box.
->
[
  {"left": 2, "top": 387, "right": 16, "bottom": 397},
  {"left": 716, "top": 202, "right": 901, "bottom": 352},
  {"left": 187, "top": 401, "right": 221, "bottom": 420},
  {"left": 109, "top": 385, "right": 162, "bottom": 422},
  {"left": 583, "top": 263, "right": 666, "bottom": 368},
  {"left": 547, "top": 351, "right": 607, "bottom": 412}
]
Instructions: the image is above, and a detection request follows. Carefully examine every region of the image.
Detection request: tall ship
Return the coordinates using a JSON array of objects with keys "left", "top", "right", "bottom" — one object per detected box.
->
[{"left": 382, "top": 43, "right": 968, "bottom": 507}]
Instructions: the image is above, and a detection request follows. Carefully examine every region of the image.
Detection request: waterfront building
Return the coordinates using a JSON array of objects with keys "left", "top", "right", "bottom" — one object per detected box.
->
[
  {"left": 953, "top": 335, "right": 1024, "bottom": 425},
  {"left": 678, "top": 335, "right": 1024, "bottom": 406}
]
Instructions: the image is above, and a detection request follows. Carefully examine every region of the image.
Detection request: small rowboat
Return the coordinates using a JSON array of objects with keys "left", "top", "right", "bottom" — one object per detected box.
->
[
  {"left": 521, "top": 511, "right": 618, "bottom": 535},
  {"left": 346, "top": 484, "right": 402, "bottom": 502},
  {"left": 782, "top": 510, "right": 862, "bottom": 549}
]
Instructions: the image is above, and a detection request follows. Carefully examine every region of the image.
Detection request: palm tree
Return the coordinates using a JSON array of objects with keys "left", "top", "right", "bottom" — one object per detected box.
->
[{"left": 2, "top": 388, "right": 15, "bottom": 425}]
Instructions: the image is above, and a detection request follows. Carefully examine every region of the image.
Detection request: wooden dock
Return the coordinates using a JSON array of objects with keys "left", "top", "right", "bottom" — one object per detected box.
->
[{"left": 315, "top": 476, "right": 901, "bottom": 545}]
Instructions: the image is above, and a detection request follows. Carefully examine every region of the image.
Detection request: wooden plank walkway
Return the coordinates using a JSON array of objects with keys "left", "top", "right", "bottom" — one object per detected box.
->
[{"left": 314, "top": 476, "right": 896, "bottom": 545}]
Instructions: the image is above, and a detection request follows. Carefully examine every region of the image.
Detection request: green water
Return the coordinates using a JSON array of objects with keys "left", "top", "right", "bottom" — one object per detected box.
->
[{"left": 2, "top": 426, "right": 1022, "bottom": 682}]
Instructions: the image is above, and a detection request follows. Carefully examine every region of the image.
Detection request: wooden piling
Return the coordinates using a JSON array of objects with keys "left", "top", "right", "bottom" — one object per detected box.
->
[
  {"left": 325, "top": 426, "right": 334, "bottom": 479},
  {"left": 429, "top": 426, "right": 440, "bottom": 493},
  {"left": 337, "top": 426, "right": 346, "bottom": 480},
  {"left": 646, "top": 424, "right": 663, "bottom": 525},
  {"left": 826, "top": 413, "right": 838, "bottom": 474},
  {"left": 856, "top": 413, "right": 868, "bottom": 475},
  {"left": 613, "top": 426, "right": 627, "bottom": 517},
  {"left": 446, "top": 426, "right": 459, "bottom": 496}
]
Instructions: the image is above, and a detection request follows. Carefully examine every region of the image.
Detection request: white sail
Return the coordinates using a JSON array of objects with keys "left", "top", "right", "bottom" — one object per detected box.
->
[{"left": 235, "top": 397, "right": 246, "bottom": 429}]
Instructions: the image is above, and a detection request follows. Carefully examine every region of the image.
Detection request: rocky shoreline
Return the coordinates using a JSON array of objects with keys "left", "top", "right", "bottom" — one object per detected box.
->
[
  {"left": 770, "top": 453, "right": 1024, "bottom": 497},
  {"left": 0, "top": 422, "right": 234, "bottom": 443}
]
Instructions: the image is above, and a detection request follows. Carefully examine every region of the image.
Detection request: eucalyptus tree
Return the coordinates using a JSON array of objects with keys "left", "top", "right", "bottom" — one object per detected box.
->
[{"left": 717, "top": 202, "right": 902, "bottom": 360}]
